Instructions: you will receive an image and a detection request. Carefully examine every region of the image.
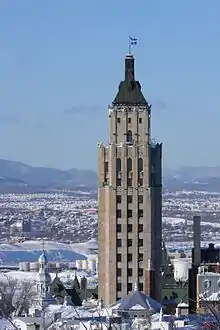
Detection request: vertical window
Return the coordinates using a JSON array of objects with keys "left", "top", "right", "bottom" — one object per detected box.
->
[
  {"left": 139, "top": 117, "right": 142, "bottom": 123},
  {"left": 127, "top": 130, "right": 133, "bottom": 143},
  {"left": 104, "top": 162, "right": 109, "bottom": 184},
  {"left": 128, "top": 118, "right": 131, "bottom": 123},
  {"left": 117, "top": 118, "right": 120, "bottom": 123},
  {"left": 138, "top": 158, "right": 143, "bottom": 186},
  {"left": 127, "top": 158, "right": 132, "bottom": 187},
  {"left": 116, "top": 158, "right": 121, "bottom": 186},
  {"left": 116, "top": 195, "right": 121, "bottom": 203}
]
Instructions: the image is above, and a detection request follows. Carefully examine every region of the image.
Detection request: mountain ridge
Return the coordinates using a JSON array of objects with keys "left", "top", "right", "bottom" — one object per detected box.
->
[{"left": 0, "top": 159, "right": 218, "bottom": 192}]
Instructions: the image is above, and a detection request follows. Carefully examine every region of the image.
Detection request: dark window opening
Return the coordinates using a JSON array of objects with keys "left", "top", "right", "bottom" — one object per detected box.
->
[
  {"left": 116, "top": 158, "right": 121, "bottom": 171},
  {"left": 105, "top": 162, "right": 109, "bottom": 173},
  {"left": 117, "top": 268, "right": 122, "bottom": 277},
  {"left": 116, "top": 158, "right": 122, "bottom": 187},
  {"left": 127, "top": 283, "right": 133, "bottom": 292},
  {"left": 138, "top": 224, "right": 143, "bottom": 233},
  {"left": 117, "top": 283, "right": 122, "bottom": 291},
  {"left": 128, "top": 210, "right": 132, "bottom": 218},
  {"left": 138, "top": 254, "right": 143, "bottom": 262},
  {"left": 116, "top": 210, "right": 121, "bottom": 218},
  {"left": 139, "top": 118, "right": 142, "bottom": 124},
  {"left": 138, "top": 195, "right": 143, "bottom": 203},
  {"left": 117, "top": 254, "right": 121, "bottom": 262},
  {"left": 127, "top": 224, "right": 132, "bottom": 232},
  {"left": 127, "top": 195, "right": 132, "bottom": 204},
  {"left": 117, "top": 224, "right": 121, "bottom": 232},
  {"left": 127, "top": 158, "right": 133, "bottom": 187},
  {"left": 138, "top": 158, "right": 143, "bottom": 186},
  {"left": 138, "top": 239, "right": 143, "bottom": 247},
  {"left": 138, "top": 210, "right": 143, "bottom": 218},
  {"left": 116, "top": 195, "right": 121, "bottom": 203},
  {"left": 138, "top": 268, "right": 143, "bottom": 276},
  {"left": 139, "top": 283, "right": 143, "bottom": 291},
  {"left": 127, "top": 130, "right": 133, "bottom": 144},
  {"left": 128, "top": 268, "right": 132, "bottom": 277},
  {"left": 117, "top": 239, "right": 122, "bottom": 247},
  {"left": 128, "top": 239, "right": 132, "bottom": 247},
  {"left": 128, "top": 118, "right": 131, "bottom": 123},
  {"left": 128, "top": 254, "right": 132, "bottom": 262},
  {"left": 117, "top": 118, "right": 121, "bottom": 123}
]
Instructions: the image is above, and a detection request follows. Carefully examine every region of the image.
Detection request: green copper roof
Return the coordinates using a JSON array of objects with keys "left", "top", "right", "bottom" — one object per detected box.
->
[{"left": 112, "top": 54, "right": 148, "bottom": 106}]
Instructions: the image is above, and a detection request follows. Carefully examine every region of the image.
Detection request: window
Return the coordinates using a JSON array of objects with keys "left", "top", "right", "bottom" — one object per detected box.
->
[
  {"left": 138, "top": 254, "right": 143, "bottom": 261},
  {"left": 117, "top": 224, "right": 121, "bottom": 232},
  {"left": 116, "top": 195, "right": 121, "bottom": 203},
  {"left": 128, "top": 268, "right": 132, "bottom": 277},
  {"left": 127, "top": 130, "right": 133, "bottom": 143},
  {"left": 117, "top": 239, "right": 122, "bottom": 247},
  {"left": 128, "top": 239, "right": 132, "bottom": 247},
  {"left": 127, "top": 283, "right": 133, "bottom": 292},
  {"left": 138, "top": 239, "right": 143, "bottom": 247},
  {"left": 128, "top": 117, "right": 131, "bottom": 123},
  {"left": 139, "top": 283, "right": 143, "bottom": 291},
  {"left": 116, "top": 210, "right": 121, "bottom": 218},
  {"left": 138, "top": 195, "right": 143, "bottom": 203},
  {"left": 117, "top": 268, "right": 122, "bottom": 276},
  {"left": 138, "top": 268, "right": 143, "bottom": 276},
  {"left": 127, "top": 224, "right": 132, "bottom": 232},
  {"left": 138, "top": 224, "right": 143, "bottom": 233},
  {"left": 138, "top": 210, "right": 143, "bottom": 217},
  {"left": 139, "top": 118, "right": 142, "bottom": 124},
  {"left": 117, "top": 283, "right": 122, "bottom": 291},
  {"left": 128, "top": 210, "right": 132, "bottom": 218},
  {"left": 117, "top": 118, "right": 121, "bottom": 123},
  {"left": 128, "top": 254, "right": 132, "bottom": 262},
  {"left": 117, "top": 254, "right": 121, "bottom": 262},
  {"left": 105, "top": 162, "right": 109, "bottom": 173},
  {"left": 116, "top": 158, "right": 121, "bottom": 171},
  {"left": 138, "top": 158, "right": 143, "bottom": 186},
  {"left": 127, "top": 195, "right": 132, "bottom": 203}
]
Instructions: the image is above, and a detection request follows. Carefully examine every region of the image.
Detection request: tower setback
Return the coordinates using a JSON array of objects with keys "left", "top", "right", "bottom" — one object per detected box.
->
[{"left": 98, "top": 53, "right": 162, "bottom": 306}]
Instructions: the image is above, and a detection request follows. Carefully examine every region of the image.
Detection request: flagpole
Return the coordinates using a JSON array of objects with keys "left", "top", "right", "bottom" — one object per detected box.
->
[{"left": 128, "top": 36, "right": 131, "bottom": 55}]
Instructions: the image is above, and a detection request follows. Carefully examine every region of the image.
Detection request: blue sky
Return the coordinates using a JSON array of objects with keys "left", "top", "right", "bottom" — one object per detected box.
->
[{"left": 0, "top": 1, "right": 220, "bottom": 170}]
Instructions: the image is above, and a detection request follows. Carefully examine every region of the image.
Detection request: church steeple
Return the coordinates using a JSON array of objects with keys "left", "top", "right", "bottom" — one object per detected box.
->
[{"left": 35, "top": 243, "right": 55, "bottom": 308}]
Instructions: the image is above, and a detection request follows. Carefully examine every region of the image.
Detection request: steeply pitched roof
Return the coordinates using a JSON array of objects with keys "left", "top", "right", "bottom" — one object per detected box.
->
[{"left": 112, "top": 54, "right": 148, "bottom": 106}]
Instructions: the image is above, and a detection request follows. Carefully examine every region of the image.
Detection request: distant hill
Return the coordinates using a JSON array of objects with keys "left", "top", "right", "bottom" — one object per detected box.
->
[
  {"left": 164, "top": 166, "right": 220, "bottom": 192},
  {"left": 0, "top": 159, "right": 97, "bottom": 192},
  {"left": 0, "top": 159, "right": 219, "bottom": 193}
]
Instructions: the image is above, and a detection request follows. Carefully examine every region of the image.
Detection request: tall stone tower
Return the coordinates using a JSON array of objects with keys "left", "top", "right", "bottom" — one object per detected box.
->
[{"left": 98, "top": 53, "right": 162, "bottom": 306}]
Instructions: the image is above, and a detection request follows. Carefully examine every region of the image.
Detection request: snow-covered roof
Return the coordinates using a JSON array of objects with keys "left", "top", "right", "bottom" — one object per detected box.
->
[{"left": 112, "top": 291, "right": 161, "bottom": 312}]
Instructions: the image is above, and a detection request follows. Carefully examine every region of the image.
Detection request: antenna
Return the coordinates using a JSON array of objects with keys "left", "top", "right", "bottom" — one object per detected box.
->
[{"left": 42, "top": 238, "right": 45, "bottom": 253}]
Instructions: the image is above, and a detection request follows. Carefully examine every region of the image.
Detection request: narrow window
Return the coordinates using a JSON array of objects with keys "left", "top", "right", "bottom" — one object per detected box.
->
[
  {"left": 138, "top": 158, "right": 143, "bottom": 186},
  {"left": 127, "top": 158, "right": 132, "bottom": 187},
  {"left": 117, "top": 118, "right": 120, "bottom": 123},
  {"left": 127, "top": 130, "right": 133, "bottom": 143}
]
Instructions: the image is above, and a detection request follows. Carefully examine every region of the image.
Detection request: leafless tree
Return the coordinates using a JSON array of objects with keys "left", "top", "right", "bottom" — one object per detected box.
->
[{"left": 0, "top": 273, "right": 36, "bottom": 318}]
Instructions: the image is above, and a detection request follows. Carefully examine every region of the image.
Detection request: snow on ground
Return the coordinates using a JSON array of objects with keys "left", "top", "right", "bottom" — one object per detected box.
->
[
  {"left": 163, "top": 217, "right": 220, "bottom": 228},
  {"left": 0, "top": 269, "right": 98, "bottom": 288},
  {"left": 0, "top": 318, "right": 15, "bottom": 329}
]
